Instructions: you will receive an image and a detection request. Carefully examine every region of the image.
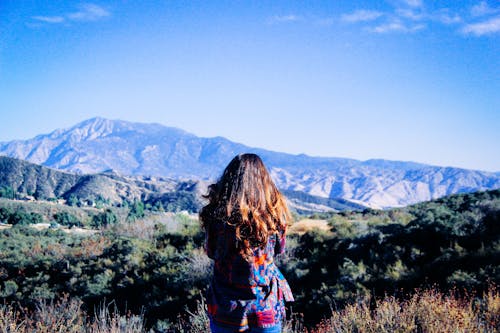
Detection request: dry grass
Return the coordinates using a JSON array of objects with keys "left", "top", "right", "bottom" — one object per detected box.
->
[
  {"left": 1, "top": 287, "right": 498, "bottom": 332},
  {"left": 312, "top": 287, "right": 500, "bottom": 333},
  {"left": 289, "top": 219, "right": 332, "bottom": 235},
  {"left": 0, "top": 295, "right": 144, "bottom": 333},
  {"left": 173, "top": 287, "right": 500, "bottom": 333}
]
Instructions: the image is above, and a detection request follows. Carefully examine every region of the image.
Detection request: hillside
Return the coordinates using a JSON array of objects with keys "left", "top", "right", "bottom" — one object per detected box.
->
[
  {"left": 0, "top": 117, "right": 499, "bottom": 208},
  {"left": 0, "top": 156, "right": 362, "bottom": 213},
  {"left": 0, "top": 156, "right": 202, "bottom": 211},
  {"left": 0, "top": 188, "right": 498, "bottom": 331},
  {"left": 0, "top": 155, "right": 79, "bottom": 199}
]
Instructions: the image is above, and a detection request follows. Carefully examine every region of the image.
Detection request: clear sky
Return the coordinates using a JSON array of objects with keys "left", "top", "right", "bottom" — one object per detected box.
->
[{"left": 0, "top": 1, "right": 499, "bottom": 171}]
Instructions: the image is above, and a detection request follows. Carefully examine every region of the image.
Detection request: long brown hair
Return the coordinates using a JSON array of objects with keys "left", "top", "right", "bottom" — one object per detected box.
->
[{"left": 199, "top": 153, "right": 291, "bottom": 258}]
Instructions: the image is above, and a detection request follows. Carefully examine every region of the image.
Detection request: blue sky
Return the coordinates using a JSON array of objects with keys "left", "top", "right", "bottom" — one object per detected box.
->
[{"left": 0, "top": 1, "right": 499, "bottom": 171}]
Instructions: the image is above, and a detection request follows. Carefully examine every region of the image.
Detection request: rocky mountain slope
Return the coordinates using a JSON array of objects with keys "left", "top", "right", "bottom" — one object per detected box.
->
[
  {"left": 1, "top": 117, "right": 498, "bottom": 208},
  {"left": 0, "top": 156, "right": 201, "bottom": 209},
  {"left": 0, "top": 156, "right": 360, "bottom": 213}
]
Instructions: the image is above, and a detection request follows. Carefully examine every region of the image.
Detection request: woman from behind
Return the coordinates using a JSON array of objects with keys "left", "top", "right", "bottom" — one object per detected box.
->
[{"left": 200, "top": 153, "right": 294, "bottom": 333}]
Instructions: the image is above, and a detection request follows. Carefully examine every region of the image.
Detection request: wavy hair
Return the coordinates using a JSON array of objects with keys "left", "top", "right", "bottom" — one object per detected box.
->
[{"left": 199, "top": 153, "right": 291, "bottom": 258}]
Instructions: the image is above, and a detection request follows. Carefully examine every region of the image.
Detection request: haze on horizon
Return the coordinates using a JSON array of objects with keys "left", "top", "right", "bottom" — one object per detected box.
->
[{"left": 0, "top": 1, "right": 499, "bottom": 172}]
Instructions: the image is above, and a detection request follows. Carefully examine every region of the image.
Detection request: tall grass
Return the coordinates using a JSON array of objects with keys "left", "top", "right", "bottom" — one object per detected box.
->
[
  {"left": 0, "top": 295, "right": 144, "bottom": 333},
  {"left": 312, "top": 287, "right": 500, "bottom": 333},
  {"left": 0, "top": 287, "right": 498, "bottom": 332},
  {"left": 168, "top": 286, "right": 500, "bottom": 333}
]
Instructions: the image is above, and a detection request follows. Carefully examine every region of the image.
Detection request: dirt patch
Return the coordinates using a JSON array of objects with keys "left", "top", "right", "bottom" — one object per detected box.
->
[
  {"left": 289, "top": 219, "right": 331, "bottom": 235},
  {"left": 62, "top": 227, "right": 97, "bottom": 236}
]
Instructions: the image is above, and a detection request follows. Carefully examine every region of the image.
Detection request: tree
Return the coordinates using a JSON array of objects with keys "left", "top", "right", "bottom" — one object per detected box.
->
[
  {"left": 0, "top": 186, "right": 15, "bottom": 199},
  {"left": 68, "top": 194, "right": 79, "bottom": 207},
  {"left": 91, "top": 209, "right": 118, "bottom": 228},
  {"left": 128, "top": 201, "right": 145, "bottom": 221},
  {"left": 0, "top": 207, "right": 13, "bottom": 223},
  {"left": 8, "top": 211, "right": 31, "bottom": 225},
  {"left": 54, "top": 212, "right": 82, "bottom": 228}
]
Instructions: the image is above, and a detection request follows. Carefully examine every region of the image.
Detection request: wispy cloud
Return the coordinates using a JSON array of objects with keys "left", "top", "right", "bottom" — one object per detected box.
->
[
  {"left": 29, "top": 3, "right": 110, "bottom": 26},
  {"left": 267, "top": 15, "right": 302, "bottom": 24},
  {"left": 396, "top": 8, "right": 425, "bottom": 21},
  {"left": 341, "top": 10, "right": 383, "bottom": 23},
  {"left": 340, "top": 3, "right": 478, "bottom": 36},
  {"left": 68, "top": 3, "right": 110, "bottom": 21},
  {"left": 471, "top": 1, "right": 499, "bottom": 17},
  {"left": 272, "top": 2, "right": 496, "bottom": 38},
  {"left": 369, "top": 21, "right": 405, "bottom": 33},
  {"left": 32, "top": 16, "right": 65, "bottom": 24},
  {"left": 369, "top": 19, "right": 425, "bottom": 33},
  {"left": 341, "top": 5, "right": 426, "bottom": 34},
  {"left": 462, "top": 16, "right": 500, "bottom": 35}
]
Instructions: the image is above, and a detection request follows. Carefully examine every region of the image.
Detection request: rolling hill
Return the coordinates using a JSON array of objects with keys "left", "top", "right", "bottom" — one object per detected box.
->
[{"left": 0, "top": 156, "right": 361, "bottom": 213}]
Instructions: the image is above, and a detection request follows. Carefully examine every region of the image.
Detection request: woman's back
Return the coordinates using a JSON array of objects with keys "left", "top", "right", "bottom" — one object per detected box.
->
[
  {"left": 205, "top": 218, "right": 293, "bottom": 331},
  {"left": 200, "top": 154, "right": 294, "bottom": 332}
]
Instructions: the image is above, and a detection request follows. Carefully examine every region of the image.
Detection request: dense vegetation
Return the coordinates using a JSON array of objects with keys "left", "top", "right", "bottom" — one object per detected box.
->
[
  {"left": 0, "top": 213, "right": 206, "bottom": 331},
  {"left": 0, "top": 189, "right": 499, "bottom": 331},
  {"left": 282, "top": 189, "right": 500, "bottom": 324}
]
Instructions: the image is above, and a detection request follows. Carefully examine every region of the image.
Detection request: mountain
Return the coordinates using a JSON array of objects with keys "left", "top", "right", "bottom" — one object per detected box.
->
[
  {"left": 0, "top": 154, "right": 79, "bottom": 199},
  {"left": 1, "top": 117, "right": 499, "bottom": 208},
  {"left": 0, "top": 155, "right": 202, "bottom": 210},
  {"left": 0, "top": 156, "right": 361, "bottom": 213}
]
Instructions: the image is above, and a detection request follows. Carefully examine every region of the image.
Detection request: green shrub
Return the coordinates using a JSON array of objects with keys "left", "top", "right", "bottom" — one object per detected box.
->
[{"left": 53, "top": 212, "right": 82, "bottom": 227}]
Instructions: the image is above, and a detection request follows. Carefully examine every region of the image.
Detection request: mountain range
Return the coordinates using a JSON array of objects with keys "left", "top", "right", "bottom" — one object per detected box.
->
[
  {"left": 0, "top": 156, "right": 364, "bottom": 213},
  {"left": 0, "top": 117, "right": 498, "bottom": 208}
]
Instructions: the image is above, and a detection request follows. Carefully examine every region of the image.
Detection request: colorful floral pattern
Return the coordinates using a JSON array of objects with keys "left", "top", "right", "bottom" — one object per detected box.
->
[{"left": 205, "top": 220, "right": 294, "bottom": 332}]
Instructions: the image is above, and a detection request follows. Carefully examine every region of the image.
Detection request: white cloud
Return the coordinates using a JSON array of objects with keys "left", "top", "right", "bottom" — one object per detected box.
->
[
  {"left": 268, "top": 15, "right": 301, "bottom": 24},
  {"left": 341, "top": 10, "right": 383, "bottom": 23},
  {"left": 30, "top": 3, "right": 110, "bottom": 27},
  {"left": 369, "top": 19, "right": 425, "bottom": 33},
  {"left": 32, "top": 16, "right": 65, "bottom": 24},
  {"left": 471, "top": 1, "right": 499, "bottom": 17},
  {"left": 67, "top": 3, "right": 110, "bottom": 21},
  {"left": 397, "top": 8, "right": 425, "bottom": 21},
  {"left": 371, "top": 21, "right": 405, "bottom": 33},
  {"left": 462, "top": 16, "right": 500, "bottom": 35}
]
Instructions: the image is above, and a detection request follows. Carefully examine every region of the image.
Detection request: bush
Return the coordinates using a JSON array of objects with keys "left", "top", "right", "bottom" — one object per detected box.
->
[
  {"left": 0, "top": 186, "right": 15, "bottom": 199},
  {"left": 53, "top": 212, "right": 82, "bottom": 228},
  {"left": 91, "top": 209, "right": 118, "bottom": 228},
  {"left": 8, "top": 211, "right": 43, "bottom": 225}
]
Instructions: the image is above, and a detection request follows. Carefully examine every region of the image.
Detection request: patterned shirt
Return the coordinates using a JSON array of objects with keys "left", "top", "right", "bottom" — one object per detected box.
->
[{"left": 205, "top": 219, "right": 294, "bottom": 332}]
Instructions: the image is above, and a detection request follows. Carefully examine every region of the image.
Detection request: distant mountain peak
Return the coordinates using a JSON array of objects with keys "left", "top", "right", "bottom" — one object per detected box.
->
[
  {"left": 0, "top": 118, "right": 498, "bottom": 208},
  {"left": 68, "top": 117, "right": 117, "bottom": 141}
]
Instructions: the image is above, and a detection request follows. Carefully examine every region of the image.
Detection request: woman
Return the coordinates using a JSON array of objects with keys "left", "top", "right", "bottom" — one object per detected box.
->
[{"left": 200, "top": 153, "right": 294, "bottom": 333}]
